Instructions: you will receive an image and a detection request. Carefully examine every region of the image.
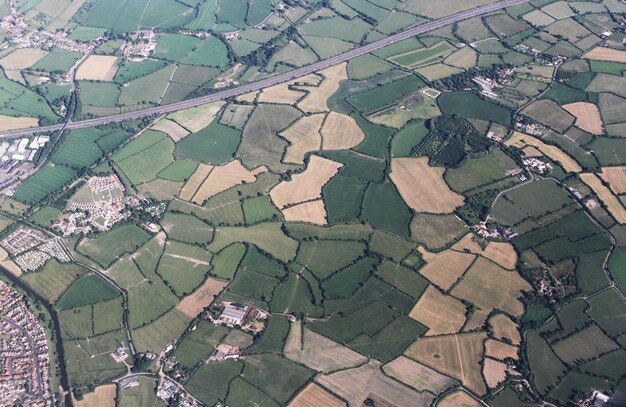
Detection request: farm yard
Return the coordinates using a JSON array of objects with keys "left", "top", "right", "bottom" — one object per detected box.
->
[{"left": 3, "top": 0, "right": 626, "bottom": 406}]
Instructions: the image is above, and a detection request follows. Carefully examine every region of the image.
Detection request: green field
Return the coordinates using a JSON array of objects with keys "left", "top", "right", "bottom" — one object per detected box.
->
[
  {"left": 175, "top": 120, "right": 241, "bottom": 165},
  {"left": 77, "top": 225, "right": 151, "bottom": 268},
  {"left": 445, "top": 149, "right": 518, "bottom": 192},
  {"left": 14, "top": 166, "right": 77, "bottom": 204},
  {"left": 361, "top": 182, "right": 412, "bottom": 237},
  {"left": 438, "top": 92, "right": 512, "bottom": 125},
  {"left": 162, "top": 212, "right": 214, "bottom": 245},
  {"left": 348, "top": 76, "right": 425, "bottom": 112},
  {"left": 57, "top": 274, "right": 120, "bottom": 310}
]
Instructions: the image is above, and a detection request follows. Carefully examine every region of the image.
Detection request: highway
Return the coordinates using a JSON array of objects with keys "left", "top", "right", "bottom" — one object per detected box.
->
[{"left": 2, "top": 0, "right": 532, "bottom": 138}]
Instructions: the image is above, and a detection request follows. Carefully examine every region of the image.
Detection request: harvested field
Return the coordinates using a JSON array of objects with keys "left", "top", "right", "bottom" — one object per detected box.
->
[
  {"left": 236, "top": 91, "right": 258, "bottom": 103},
  {"left": 562, "top": 102, "right": 603, "bottom": 135},
  {"left": 600, "top": 166, "right": 626, "bottom": 194},
  {"left": 176, "top": 277, "right": 229, "bottom": 318},
  {"left": 404, "top": 332, "right": 488, "bottom": 395},
  {"left": 389, "top": 157, "right": 464, "bottom": 213},
  {"left": 280, "top": 114, "right": 324, "bottom": 164},
  {"left": 382, "top": 356, "right": 456, "bottom": 394},
  {"left": 316, "top": 359, "right": 433, "bottom": 407},
  {"left": 408, "top": 286, "right": 467, "bottom": 335},
  {"left": 168, "top": 102, "right": 223, "bottom": 132},
  {"left": 584, "top": 47, "right": 626, "bottom": 63},
  {"left": 297, "top": 63, "right": 347, "bottom": 113},
  {"left": 506, "top": 132, "right": 582, "bottom": 173},
  {"left": 437, "top": 390, "right": 482, "bottom": 407},
  {"left": 452, "top": 235, "right": 518, "bottom": 270},
  {"left": 0, "top": 115, "right": 39, "bottom": 131},
  {"left": 483, "top": 358, "right": 508, "bottom": 389},
  {"left": 417, "top": 249, "right": 475, "bottom": 290},
  {"left": 489, "top": 314, "right": 521, "bottom": 345},
  {"left": 258, "top": 82, "right": 306, "bottom": 104},
  {"left": 444, "top": 47, "right": 477, "bottom": 69},
  {"left": 485, "top": 339, "right": 519, "bottom": 361},
  {"left": 320, "top": 112, "right": 365, "bottom": 150},
  {"left": 73, "top": 384, "right": 116, "bottom": 407},
  {"left": 270, "top": 155, "right": 342, "bottom": 209},
  {"left": 552, "top": 325, "right": 619, "bottom": 364},
  {"left": 191, "top": 160, "right": 267, "bottom": 205},
  {"left": 282, "top": 199, "right": 327, "bottom": 225},
  {"left": 152, "top": 119, "right": 190, "bottom": 142},
  {"left": 463, "top": 309, "right": 491, "bottom": 332},
  {"left": 0, "top": 48, "right": 47, "bottom": 69},
  {"left": 521, "top": 100, "right": 575, "bottom": 133},
  {"left": 284, "top": 322, "right": 367, "bottom": 373},
  {"left": 289, "top": 383, "right": 345, "bottom": 407},
  {"left": 179, "top": 163, "right": 213, "bottom": 201},
  {"left": 451, "top": 257, "right": 532, "bottom": 317},
  {"left": 76, "top": 55, "right": 118, "bottom": 81},
  {"left": 580, "top": 173, "right": 626, "bottom": 224}
]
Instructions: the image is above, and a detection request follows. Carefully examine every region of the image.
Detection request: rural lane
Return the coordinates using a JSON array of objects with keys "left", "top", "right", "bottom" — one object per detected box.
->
[{"left": 1, "top": 0, "right": 532, "bottom": 137}]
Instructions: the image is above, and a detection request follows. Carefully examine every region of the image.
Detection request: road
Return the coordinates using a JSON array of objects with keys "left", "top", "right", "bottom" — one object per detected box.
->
[{"left": 1, "top": 0, "right": 532, "bottom": 138}]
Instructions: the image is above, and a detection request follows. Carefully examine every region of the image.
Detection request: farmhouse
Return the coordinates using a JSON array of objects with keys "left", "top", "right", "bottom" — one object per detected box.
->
[{"left": 218, "top": 303, "right": 249, "bottom": 326}]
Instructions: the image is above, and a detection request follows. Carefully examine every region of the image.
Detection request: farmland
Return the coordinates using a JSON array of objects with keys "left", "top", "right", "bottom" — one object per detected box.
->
[{"left": 4, "top": 1, "right": 626, "bottom": 405}]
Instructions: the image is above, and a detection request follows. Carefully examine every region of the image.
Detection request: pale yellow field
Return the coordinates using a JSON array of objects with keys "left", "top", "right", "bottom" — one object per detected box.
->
[
  {"left": 0, "top": 247, "right": 21, "bottom": 277},
  {"left": 418, "top": 249, "right": 475, "bottom": 290},
  {"left": 485, "top": 339, "right": 519, "bottom": 361},
  {"left": 320, "top": 112, "right": 365, "bottom": 150},
  {"left": 409, "top": 286, "right": 467, "bottom": 335},
  {"left": 280, "top": 114, "right": 324, "bottom": 164},
  {"left": 382, "top": 356, "right": 456, "bottom": 394},
  {"left": 390, "top": 157, "right": 464, "bottom": 213},
  {"left": 179, "top": 164, "right": 213, "bottom": 201},
  {"left": 451, "top": 257, "right": 532, "bottom": 317},
  {"left": 523, "top": 146, "right": 543, "bottom": 157},
  {"left": 489, "top": 314, "right": 521, "bottom": 345},
  {"left": 563, "top": 102, "right": 603, "bottom": 135},
  {"left": 580, "top": 173, "right": 626, "bottom": 223},
  {"left": 192, "top": 160, "right": 267, "bottom": 205},
  {"left": 483, "top": 358, "right": 508, "bottom": 389},
  {"left": 0, "top": 48, "right": 48, "bottom": 69},
  {"left": 444, "top": 47, "right": 477, "bottom": 68},
  {"left": 600, "top": 166, "right": 626, "bottom": 194},
  {"left": 583, "top": 46, "right": 626, "bottom": 63},
  {"left": 168, "top": 101, "right": 224, "bottom": 132},
  {"left": 236, "top": 91, "right": 259, "bottom": 103},
  {"left": 289, "top": 383, "right": 346, "bottom": 407},
  {"left": 0, "top": 115, "right": 39, "bottom": 131},
  {"left": 297, "top": 63, "right": 347, "bottom": 113},
  {"left": 176, "top": 277, "right": 228, "bottom": 318},
  {"left": 151, "top": 118, "right": 190, "bottom": 142},
  {"left": 282, "top": 199, "right": 328, "bottom": 225},
  {"left": 270, "top": 155, "right": 342, "bottom": 208},
  {"left": 284, "top": 322, "right": 367, "bottom": 373},
  {"left": 73, "top": 384, "right": 116, "bottom": 407},
  {"left": 405, "top": 332, "right": 488, "bottom": 396},
  {"left": 76, "top": 55, "right": 119, "bottom": 81},
  {"left": 316, "top": 359, "right": 432, "bottom": 406},
  {"left": 258, "top": 82, "right": 306, "bottom": 104},
  {"left": 506, "top": 132, "right": 582, "bottom": 173},
  {"left": 437, "top": 390, "right": 482, "bottom": 407},
  {"left": 463, "top": 309, "right": 491, "bottom": 332},
  {"left": 452, "top": 235, "right": 517, "bottom": 270}
]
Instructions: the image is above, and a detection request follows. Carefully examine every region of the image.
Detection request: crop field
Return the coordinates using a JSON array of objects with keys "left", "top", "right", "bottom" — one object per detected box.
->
[
  {"left": 586, "top": 73, "right": 626, "bottom": 98},
  {"left": 382, "top": 356, "right": 456, "bottom": 394},
  {"left": 598, "top": 93, "right": 626, "bottom": 125},
  {"left": 388, "top": 41, "right": 454, "bottom": 67},
  {"left": 580, "top": 173, "right": 626, "bottom": 223},
  {"left": 289, "top": 383, "right": 345, "bottom": 407},
  {"left": 489, "top": 314, "right": 521, "bottom": 345},
  {"left": 298, "top": 64, "right": 347, "bottom": 113},
  {"left": 521, "top": 100, "right": 575, "bottom": 132},
  {"left": 21, "top": 261, "right": 86, "bottom": 304},
  {"left": 389, "top": 157, "right": 464, "bottom": 213},
  {"left": 485, "top": 13, "right": 531, "bottom": 37},
  {"left": 190, "top": 160, "right": 265, "bottom": 205},
  {"left": 376, "top": 260, "right": 428, "bottom": 298},
  {"left": 208, "top": 223, "right": 298, "bottom": 262},
  {"left": 284, "top": 323, "right": 367, "bottom": 373},
  {"left": 438, "top": 390, "right": 482, "bottom": 407},
  {"left": 14, "top": 165, "right": 76, "bottom": 204},
  {"left": 551, "top": 325, "right": 618, "bottom": 364},
  {"left": 321, "top": 112, "right": 365, "bottom": 150},
  {"left": 485, "top": 339, "right": 518, "bottom": 361},
  {"left": 451, "top": 257, "right": 531, "bottom": 317},
  {"left": 316, "top": 359, "right": 432, "bottom": 406},
  {"left": 280, "top": 114, "right": 323, "bottom": 164},
  {"left": 410, "top": 214, "right": 465, "bottom": 249},
  {"left": 437, "top": 92, "right": 512, "bottom": 125},
  {"left": 409, "top": 286, "right": 467, "bottom": 335},
  {"left": 417, "top": 249, "right": 475, "bottom": 290},
  {"left": 600, "top": 166, "right": 626, "bottom": 194},
  {"left": 505, "top": 132, "right": 582, "bottom": 173},
  {"left": 78, "top": 225, "right": 150, "bottom": 268},
  {"left": 175, "top": 277, "right": 228, "bottom": 318},
  {"left": 73, "top": 384, "right": 116, "bottom": 407},
  {"left": 584, "top": 46, "right": 626, "bottom": 63},
  {"left": 562, "top": 102, "right": 603, "bottom": 135},
  {"left": 75, "top": 56, "right": 118, "bottom": 81},
  {"left": 404, "top": 332, "right": 487, "bottom": 395}
]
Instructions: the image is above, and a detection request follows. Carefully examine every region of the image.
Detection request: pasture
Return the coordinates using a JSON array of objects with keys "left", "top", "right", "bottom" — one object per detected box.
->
[
  {"left": 78, "top": 225, "right": 150, "bottom": 268},
  {"left": 14, "top": 166, "right": 76, "bottom": 204},
  {"left": 57, "top": 274, "right": 119, "bottom": 310}
]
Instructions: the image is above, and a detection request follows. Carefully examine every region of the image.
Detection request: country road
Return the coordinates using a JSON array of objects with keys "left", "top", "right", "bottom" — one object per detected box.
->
[{"left": 1, "top": 0, "right": 531, "bottom": 138}]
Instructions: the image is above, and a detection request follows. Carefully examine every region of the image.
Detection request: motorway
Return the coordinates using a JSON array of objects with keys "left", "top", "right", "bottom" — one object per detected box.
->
[{"left": 1, "top": 0, "right": 532, "bottom": 138}]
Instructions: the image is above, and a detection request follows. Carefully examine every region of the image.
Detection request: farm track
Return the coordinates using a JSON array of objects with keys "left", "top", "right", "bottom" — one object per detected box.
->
[{"left": 0, "top": 0, "right": 533, "bottom": 138}]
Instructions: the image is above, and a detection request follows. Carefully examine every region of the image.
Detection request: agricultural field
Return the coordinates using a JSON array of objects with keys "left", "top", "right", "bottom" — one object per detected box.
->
[{"left": 5, "top": 2, "right": 626, "bottom": 405}]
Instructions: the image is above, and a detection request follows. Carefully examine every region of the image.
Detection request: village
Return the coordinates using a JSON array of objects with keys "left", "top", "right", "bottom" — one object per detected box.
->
[{"left": 0, "top": 280, "right": 52, "bottom": 406}]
